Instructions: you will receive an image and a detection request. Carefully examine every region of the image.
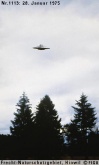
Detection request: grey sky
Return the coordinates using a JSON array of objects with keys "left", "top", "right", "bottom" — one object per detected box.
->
[{"left": 0, "top": 0, "right": 99, "bottom": 134}]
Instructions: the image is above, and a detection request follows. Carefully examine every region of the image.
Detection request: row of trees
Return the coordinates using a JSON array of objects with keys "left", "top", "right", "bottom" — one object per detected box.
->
[
  {"left": 7, "top": 92, "right": 98, "bottom": 159},
  {"left": 10, "top": 93, "right": 63, "bottom": 159}
]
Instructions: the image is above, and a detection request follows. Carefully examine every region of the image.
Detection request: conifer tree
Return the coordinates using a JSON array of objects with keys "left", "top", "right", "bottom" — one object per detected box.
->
[
  {"left": 34, "top": 95, "right": 63, "bottom": 159},
  {"left": 10, "top": 92, "right": 34, "bottom": 137},
  {"left": 65, "top": 93, "right": 97, "bottom": 144}
]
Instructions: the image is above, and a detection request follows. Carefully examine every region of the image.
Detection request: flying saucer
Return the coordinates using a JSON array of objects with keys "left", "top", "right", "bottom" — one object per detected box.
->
[{"left": 33, "top": 44, "right": 50, "bottom": 50}]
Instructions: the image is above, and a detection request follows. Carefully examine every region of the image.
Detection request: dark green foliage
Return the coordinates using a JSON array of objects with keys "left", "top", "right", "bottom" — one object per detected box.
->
[
  {"left": 34, "top": 95, "right": 63, "bottom": 159},
  {"left": 10, "top": 92, "right": 34, "bottom": 137},
  {"left": 73, "top": 93, "right": 96, "bottom": 143},
  {"left": 64, "top": 93, "right": 97, "bottom": 145},
  {"left": 63, "top": 93, "right": 97, "bottom": 157},
  {"left": 5, "top": 93, "right": 98, "bottom": 159},
  {"left": 72, "top": 94, "right": 96, "bottom": 131},
  {"left": 9, "top": 94, "right": 64, "bottom": 159},
  {"left": 64, "top": 123, "right": 80, "bottom": 144}
]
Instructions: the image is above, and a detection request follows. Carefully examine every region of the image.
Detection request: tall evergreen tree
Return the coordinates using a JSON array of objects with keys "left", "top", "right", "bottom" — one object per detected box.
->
[
  {"left": 64, "top": 93, "right": 97, "bottom": 145},
  {"left": 10, "top": 92, "right": 34, "bottom": 137},
  {"left": 34, "top": 95, "right": 63, "bottom": 159}
]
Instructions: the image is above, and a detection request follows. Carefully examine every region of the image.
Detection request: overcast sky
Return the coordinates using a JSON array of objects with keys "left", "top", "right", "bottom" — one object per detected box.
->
[{"left": 0, "top": 0, "right": 99, "bottom": 134}]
